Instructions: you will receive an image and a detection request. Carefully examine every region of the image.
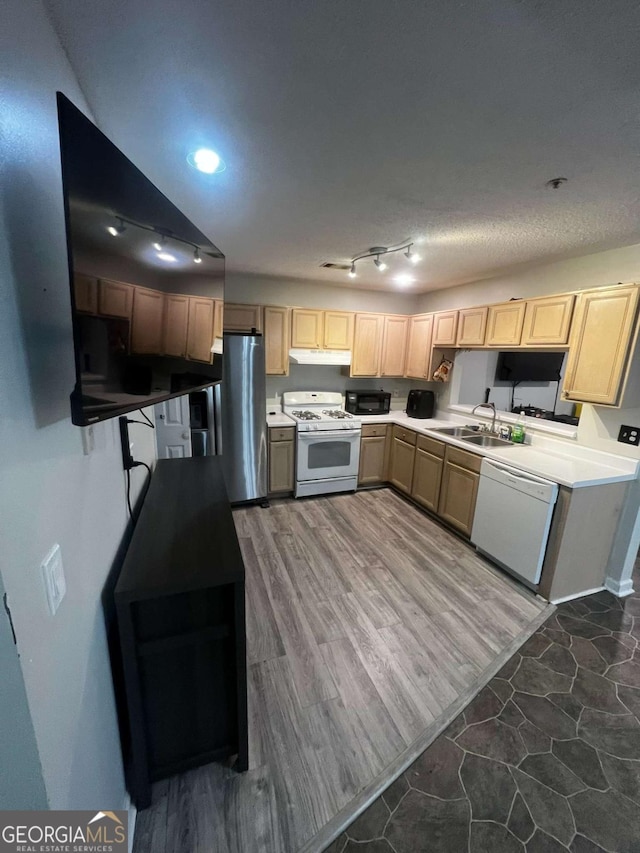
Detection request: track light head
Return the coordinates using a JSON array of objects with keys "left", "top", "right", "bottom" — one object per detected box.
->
[
  {"left": 404, "top": 244, "right": 420, "bottom": 264},
  {"left": 108, "top": 217, "right": 126, "bottom": 236},
  {"left": 374, "top": 255, "right": 387, "bottom": 271},
  {"left": 193, "top": 247, "right": 202, "bottom": 264},
  {"left": 348, "top": 262, "right": 356, "bottom": 278},
  {"left": 153, "top": 234, "right": 167, "bottom": 252}
]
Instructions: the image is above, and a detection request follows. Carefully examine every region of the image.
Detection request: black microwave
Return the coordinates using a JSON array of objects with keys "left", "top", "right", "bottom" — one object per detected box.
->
[{"left": 345, "top": 390, "right": 391, "bottom": 415}]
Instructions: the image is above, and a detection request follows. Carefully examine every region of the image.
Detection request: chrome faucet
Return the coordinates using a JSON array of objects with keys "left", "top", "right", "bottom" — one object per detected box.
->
[{"left": 471, "top": 402, "right": 497, "bottom": 434}]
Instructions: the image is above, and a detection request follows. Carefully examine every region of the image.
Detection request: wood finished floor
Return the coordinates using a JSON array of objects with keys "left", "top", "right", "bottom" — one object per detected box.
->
[{"left": 133, "top": 488, "right": 546, "bottom": 853}]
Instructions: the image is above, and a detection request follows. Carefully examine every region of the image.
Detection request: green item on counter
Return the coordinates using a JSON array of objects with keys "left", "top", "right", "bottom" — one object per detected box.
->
[{"left": 511, "top": 412, "right": 526, "bottom": 444}]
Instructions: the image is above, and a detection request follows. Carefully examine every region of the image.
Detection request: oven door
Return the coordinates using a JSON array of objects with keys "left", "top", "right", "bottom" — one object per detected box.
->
[{"left": 297, "top": 430, "right": 361, "bottom": 482}]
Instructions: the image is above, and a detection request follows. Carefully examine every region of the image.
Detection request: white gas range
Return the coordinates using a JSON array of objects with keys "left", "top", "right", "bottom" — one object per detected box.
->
[{"left": 282, "top": 391, "right": 362, "bottom": 497}]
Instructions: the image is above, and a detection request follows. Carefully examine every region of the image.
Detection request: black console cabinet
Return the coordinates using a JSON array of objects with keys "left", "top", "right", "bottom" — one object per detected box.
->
[{"left": 115, "top": 456, "right": 248, "bottom": 809}]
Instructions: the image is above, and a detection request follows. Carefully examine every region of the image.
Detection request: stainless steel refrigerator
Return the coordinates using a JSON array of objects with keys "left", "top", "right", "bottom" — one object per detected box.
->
[{"left": 220, "top": 331, "right": 268, "bottom": 503}]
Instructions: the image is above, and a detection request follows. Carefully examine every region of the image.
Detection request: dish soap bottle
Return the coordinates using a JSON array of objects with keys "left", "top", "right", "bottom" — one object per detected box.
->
[{"left": 511, "top": 411, "right": 526, "bottom": 444}]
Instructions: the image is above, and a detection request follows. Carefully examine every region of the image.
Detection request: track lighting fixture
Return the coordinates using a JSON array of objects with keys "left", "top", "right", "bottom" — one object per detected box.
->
[
  {"left": 194, "top": 247, "right": 202, "bottom": 264},
  {"left": 153, "top": 234, "right": 167, "bottom": 252},
  {"left": 346, "top": 241, "right": 421, "bottom": 278},
  {"left": 107, "top": 217, "right": 126, "bottom": 237}
]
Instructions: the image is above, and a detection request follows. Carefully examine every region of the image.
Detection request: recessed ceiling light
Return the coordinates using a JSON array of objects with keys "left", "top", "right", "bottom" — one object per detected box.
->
[
  {"left": 157, "top": 251, "right": 177, "bottom": 263},
  {"left": 188, "top": 148, "right": 225, "bottom": 174},
  {"left": 394, "top": 274, "right": 415, "bottom": 286}
]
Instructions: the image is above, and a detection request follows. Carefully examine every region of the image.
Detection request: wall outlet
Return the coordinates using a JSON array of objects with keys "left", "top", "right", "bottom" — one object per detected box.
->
[
  {"left": 41, "top": 544, "right": 66, "bottom": 616},
  {"left": 393, "top": 388, "right": 399, "bottom": 397},
  {"left": 618, "top": 424, "right": 640, "bottom": 446}
]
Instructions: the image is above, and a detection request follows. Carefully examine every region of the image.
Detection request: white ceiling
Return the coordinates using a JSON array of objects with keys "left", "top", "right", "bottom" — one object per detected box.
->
[{"left": 45, "top": 0, "right": 640, "bottom": 293}]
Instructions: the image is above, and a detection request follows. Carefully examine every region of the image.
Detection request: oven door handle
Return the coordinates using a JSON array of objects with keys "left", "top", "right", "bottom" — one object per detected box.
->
[{"left": 297, "top": 430, "right": 361, "bottom": 441}]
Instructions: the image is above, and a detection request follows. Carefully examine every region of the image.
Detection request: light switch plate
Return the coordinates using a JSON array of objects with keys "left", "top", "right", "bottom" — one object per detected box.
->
[{"left": 41, "top": 544, "right": 66, "bottom": 615}]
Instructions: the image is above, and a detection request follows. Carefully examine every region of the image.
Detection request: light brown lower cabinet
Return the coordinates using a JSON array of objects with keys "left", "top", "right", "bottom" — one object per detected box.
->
[
  {"left": 437, "top": 446, "right": 481, "bottom": 537},
  {"left": 268, "top": 427, "right": 295, "bottom": 494},
  {"left": 411, "top": 442, "right": 444, "bottom": 512},
  {"left": 388, "top": 426, "right": 417, "bottom": 494},
  {"left": 358, "top": 425, "right": 389, "bottom": 485}
]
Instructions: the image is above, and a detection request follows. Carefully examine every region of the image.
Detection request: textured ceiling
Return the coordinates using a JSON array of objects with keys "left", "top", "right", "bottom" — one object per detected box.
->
[{"left": 45, "top": 0, "right": 640, "bottom": 293}]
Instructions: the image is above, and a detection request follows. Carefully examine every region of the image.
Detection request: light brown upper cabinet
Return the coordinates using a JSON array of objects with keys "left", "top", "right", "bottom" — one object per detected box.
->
[
  {"left": 264, "top": 305, "right": 291, "bottom": 376},
  {"left": 380, "top": 315, "right": 409, "bottom": 377},
  {"left": 351, "top": 313, "right": 384, "bottom": 376},
  {"left": 163, "top": 294, "right": 190, "bottom": 358},
  {"left": 291, "top": 308, "right": 324, "bottom": 349},
  {"left": 323, "top": 311, "right": 354, "bottom": 350},
  {"left": 223, "top": 303, "right": 263, "bottom": 333},
  {"left": 562, "top": 285, "right": 640, "bottom": 406},
  {"left": 486, "top": 301, "right": 526, "bottom": 347},
  {"left": 186, "top": 297, "right": 215, "bottom": 363},
  {"left": 99, "top": 279, "right": 133, "bottom": 319},
  {"left": 432, "top": 310, "right": 459, "bottom": 347},
  {"left": 131, "top": 287, "right": 164, "bottom": 355},
  {"left": 456, "top": 306, "right": 488, "bottom": 347},
  {"left": 522, "top": 294, "right": 575, "bottom": 347},
  {"left": 405, "top": 314, "right": 434, "bottom": 379},
  {"left": 213, "top": 300, "right": 223, "bottom": 340},
  {"left": 74, "top": 274, "right": 98, "bottom": 314}
]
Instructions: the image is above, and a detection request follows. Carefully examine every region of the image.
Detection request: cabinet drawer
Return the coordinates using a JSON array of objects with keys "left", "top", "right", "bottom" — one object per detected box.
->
[
  {"left": 269, "top": 427, "right": 295, "bottom": 442},
  {"left": 392, "top": 425, "right": 417, "bottom": 446},
  {"left": 417, "top": 434, "right": 445, "bottom": 457},
  {"left": 445, "top": 444, "right": 482, "bottom": 474},
  {"left": 361, "top": 423, "right": 388, "bottom": 438}
]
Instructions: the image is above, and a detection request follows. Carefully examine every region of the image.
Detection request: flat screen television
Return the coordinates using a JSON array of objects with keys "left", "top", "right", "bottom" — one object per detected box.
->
[
  {"left": 496, "top": 351, "right": 564, "bottom": 383},
  {"left": 57, "top": 92, "right": 224, "bottom": 426}
]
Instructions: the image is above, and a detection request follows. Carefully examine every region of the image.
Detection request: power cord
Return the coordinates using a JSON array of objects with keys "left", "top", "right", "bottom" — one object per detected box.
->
[{"left": 126, "top": 461, "right": 153, "bottom": 521}]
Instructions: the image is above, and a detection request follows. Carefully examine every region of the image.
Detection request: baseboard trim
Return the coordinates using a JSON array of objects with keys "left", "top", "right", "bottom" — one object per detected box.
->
[
  {"left": 551, "top": 586, "right": 605, "bottom": 605},
  {"left": 298, "top": 601, "right": 554, "bottom": 853},
  {"left": 604, "top": 576, "right": 635, "bottom": 598}
]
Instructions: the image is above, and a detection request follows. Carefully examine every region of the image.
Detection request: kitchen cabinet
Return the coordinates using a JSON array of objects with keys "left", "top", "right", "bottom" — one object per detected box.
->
[
  {"left": 405, "top": 314, "right": 434, "bottom": 379},
  {"left": 388, "top": 425, "right": 417, "bottom": 494},
  {"left": 437, "top": 445, "right": 481, "bottom": 538},
  {"left": 74, "top": 274, "right": 98, "bottom": 314},
  {"left": 432, "top": 310, "right": 459, "bottom": 347},
  {"left": 268, "top": 426, "right": 295, "bottom": 493},
  {"left": 291, "top": 309, "right": 324, "bottom": 348},
  {"left": 486, "top": 301, "right": 526, "bottom": 347},
  {"left": 214, "top": 299, "right": 224, "bottom": 341},
  {"left": 264, "top": 305, "right": 291, "bottom": 375},
  {"left": 351, "top": 313, "right": 384, "bottom": 376},
  {"left": 323, "top": 311, "right": 354, "bottom": 350},
  {"left": 562, "top": 284, "right": 640, "bottom": 406},
  {"left": 411, "top": 435, "right": 445, "bottom": 513},
  {"left": 187, "top": 297, "right": 215, "bottom": 363},
  {"left": 131, "top": 287, "right": 164, "bottom": 355},
  {"left": 522, "top": 294, "right": 575, "bottom": 346},
  {"left": 456, "top": 306, "right": 488, "bottom": 347},
  {"left": 99, "top": 278, "right": 134, "bottom": 319},
  {"left": 163, "top": 294, "right": 190, "bottom": 357},
  {"left": 380, "top": 315, "right": 409, "bottom": 377},
  {"left": 224, "top": 303, "right": 263, "bottom": 333},
  {"left": 358, "top": 424, "right": 389, "bottom": 485}
]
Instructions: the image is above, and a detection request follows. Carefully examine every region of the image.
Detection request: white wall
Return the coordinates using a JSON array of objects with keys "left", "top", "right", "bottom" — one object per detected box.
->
[{"left": 0, "top": 1, "right": 156, "bottom": 811}]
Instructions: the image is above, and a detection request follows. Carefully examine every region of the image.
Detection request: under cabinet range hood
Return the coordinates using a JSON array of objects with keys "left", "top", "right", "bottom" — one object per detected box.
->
[{"left": 289, "top": 348, "right": 352, "bottom": 366}]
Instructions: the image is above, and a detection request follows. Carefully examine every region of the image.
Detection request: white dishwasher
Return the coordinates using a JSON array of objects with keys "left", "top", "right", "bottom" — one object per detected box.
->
[{"left": 471, "top": 458, "right": 558, "bottom": 587}]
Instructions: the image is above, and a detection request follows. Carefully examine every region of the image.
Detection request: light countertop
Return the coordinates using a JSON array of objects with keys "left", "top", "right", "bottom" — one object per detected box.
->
[
  {"left": 267, "top": 411, "right": 296, "bottom": 427},
  {"left": 358, "top": 412, "right": 639, "bottom": 489}
]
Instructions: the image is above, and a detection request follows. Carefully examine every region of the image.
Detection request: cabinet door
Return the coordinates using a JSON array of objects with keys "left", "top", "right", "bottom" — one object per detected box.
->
[
  {"left": 457, "top": 307, "right": 487, "bottom": 346},
  {"left": 432, "top": 310, "right": 459, "bottom": 346},
  {"left": 269, "top": 440, "right": 294, "bottom": 493},
  {"left": 187, "top": 297, "right": 215, "bottom": 363},
  {"left": 323, "top": 311, "right": 354, "bottom": 350},
  {"left": 486, "top": 302, "right": 526, "bottom": 346},
  {"left": 99, "top": 279, "right": 133, "bottom": 319},
  {"left": 380, "top": 315, "right": 409, "bottom": 377},
  {"left": 522, "top": 294, "right": 575, "bottom": 346},
  {"left": 223, "top": 303, "right": 262, "bottom": 332},
  {"left": 264, "top": 305, "right": 291, "bottom": 375},
  {"left": 358, "top": 435, "right": 388, "bottom": 485},
  {"left": 411, "top": 447, "right": 444, "bottom": 513},
  {"left": 389, "top": 436, "right": 416, "bottom": 494},
  {"left": 291, "top": 309, "right": 323, "bottom": 348},
  {"left": 163, "top": 294, "right": 190, "bottom": 357},
  {"left": 131, "top": 288, "right": 164, "bottom": 354},
  {"left": 213, "top": 300, "right": 224, "bottom": 340},
  {"left": 405, "top": 314, "right": 433, "bottom": 379},
  {"left": 351, "top": 314, "right": 384, "bottom": 376},
  {"left": 562, "top": 285, "right": 640, "bottom": 405},
  {"left": 74, "top": 274, "right": 98, "bottom": 314},
  {"left": 437, "top": 461, "right": 479, "bottom": 537}
]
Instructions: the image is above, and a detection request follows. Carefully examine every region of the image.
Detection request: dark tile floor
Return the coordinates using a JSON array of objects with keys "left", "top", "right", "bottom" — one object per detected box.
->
[{"left": 325, "top": 564, "right": 640, "bottom": 853}]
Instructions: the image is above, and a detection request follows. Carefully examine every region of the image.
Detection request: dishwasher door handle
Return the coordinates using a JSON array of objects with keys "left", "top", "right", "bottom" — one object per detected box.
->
[{"left": 483, "top": 459, "right": 554, "bottom": 486}]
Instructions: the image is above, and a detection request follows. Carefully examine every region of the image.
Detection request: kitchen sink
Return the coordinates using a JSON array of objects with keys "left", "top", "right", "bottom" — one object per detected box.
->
[
  {"left": 432, "top": 426, "right": 479, "bottom": 437},
  {"left": 462, "top": 434, "right": 514, "bottom": 448}
]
